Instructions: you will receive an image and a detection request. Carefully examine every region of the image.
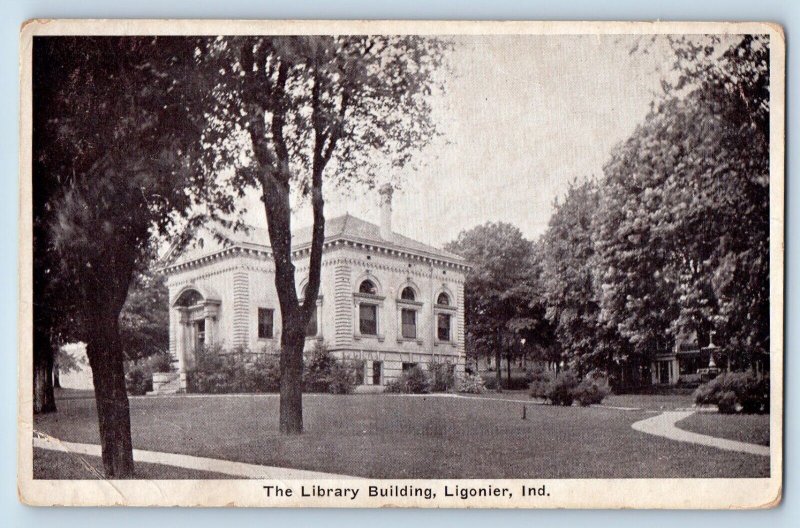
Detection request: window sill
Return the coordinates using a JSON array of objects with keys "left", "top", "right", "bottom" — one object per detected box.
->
[
  {"left": 397, "top": 337, "right": 424, "bottom": 345},
  {"left": 354, "top": 334, "right": 384, "bottom": 342}
]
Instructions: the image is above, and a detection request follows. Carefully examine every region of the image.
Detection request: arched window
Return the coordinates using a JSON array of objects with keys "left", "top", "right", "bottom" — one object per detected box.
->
[
  {"left": 401, "top": 286, "right": 416, "bottom": 301},
  {"left": 437, "top": 292, "right": 450, "bottom": 306},
  {"left": 359, "top": 280, "right": 377, "bottom": 295},
  {"left": 175, "top": 289, "right": 203, "bottom": 307}
]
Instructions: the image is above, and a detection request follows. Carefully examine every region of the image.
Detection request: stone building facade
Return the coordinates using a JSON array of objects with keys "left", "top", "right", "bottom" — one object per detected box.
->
[{"left": 160, "top": 191, "right": 470, "bottom": 391}]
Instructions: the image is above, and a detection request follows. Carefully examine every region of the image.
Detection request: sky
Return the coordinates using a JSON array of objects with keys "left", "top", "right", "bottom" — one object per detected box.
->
[{"left": 240, "top": 35, "right": 676, "bottom": 247}]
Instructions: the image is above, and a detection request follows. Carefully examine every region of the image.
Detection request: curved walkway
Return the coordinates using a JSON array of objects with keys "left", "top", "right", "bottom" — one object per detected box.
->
[
  {"left": 33, "top": 431, "right": 361, "bottom": 479},
  {"left": 631, "top": 411, "right": 770, "bottom": 457}
]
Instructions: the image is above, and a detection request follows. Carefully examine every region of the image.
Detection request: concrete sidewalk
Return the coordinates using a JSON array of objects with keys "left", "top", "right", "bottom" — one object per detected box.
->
[
  {"left": 631, "top": 411, "right": 770, "bottom": 457},
  {"left": 34, "top": 432, "right": 362, "bottom": 479}
]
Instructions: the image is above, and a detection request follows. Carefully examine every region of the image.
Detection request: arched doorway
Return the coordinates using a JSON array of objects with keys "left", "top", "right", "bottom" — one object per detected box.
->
[{"left": 172, "top": 286, "right": 221, "bottom": 389}]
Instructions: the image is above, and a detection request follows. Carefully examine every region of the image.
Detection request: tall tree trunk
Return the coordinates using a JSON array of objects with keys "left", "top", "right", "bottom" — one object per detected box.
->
[
  {"left": 495, "top": 348, "right": 502, "bottom": 393},
  {"left": 506, "top": 353, "right": 512, "bottom": 385},
  {"left": 279, "top": 319, "right": 305, "bottom": 434},
  {"left": 85, "top": 310, "right": 134, "bottom": 478},
  {"left": 33, "top": 326, "right": 56, "bottom": 414}
]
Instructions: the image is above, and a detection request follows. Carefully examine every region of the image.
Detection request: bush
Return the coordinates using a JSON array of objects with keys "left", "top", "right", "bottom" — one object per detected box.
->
[
  {"left": 303, "top": 343, "right": 361, "bottom": 394},
  {"left": 385, "top": 365, "right": 431, "bottom": 394},
  {"left": 458, "top": 372, "right": 486, "bottom": 394},
  {"left": 694, "top": 370, "right": 769, "bottom": 414},
  {"left": 327, "top": 362, "right": 359, "bottom": 395},
  {"left": 149, "top": 351, "right": 176, "bottom": 373},
  {"left": 303, "top": 343, "right": 337, "bottom": 392},
  {"left": 573, "top": 371, "right": 612, "bottom": 406},
  {"left": 528, "top": 365, "right": 555, "bottom": 400},
  {"left": 187, "top": 345, "right": 280, "bottom": 394},
  {"left": 546, "top": 371, "right": 579, "bottom": 406},
  {"left": 125, "top": 364, "right": 153, "bottom": 395},
  {"left": 123, "top": 350, "right": 177, "bottom": 395},
  {"left": 428, "top": 360, "right": 456, "bottom": 392}
]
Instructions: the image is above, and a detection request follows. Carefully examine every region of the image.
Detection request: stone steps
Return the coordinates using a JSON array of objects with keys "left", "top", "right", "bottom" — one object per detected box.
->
[{"left": 147, "top": 372, "right": 182, "bottom": 395}]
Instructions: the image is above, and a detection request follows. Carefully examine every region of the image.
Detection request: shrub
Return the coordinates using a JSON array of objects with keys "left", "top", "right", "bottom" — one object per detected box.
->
[
  {"left": 327, "top": 362, "right": 358, "bottom": 395},
  {"left": 458, "top": 372, "right": 486, "bottom": 394},
  {"left": 148, "top": 350, "right": 176, "bottom": 373},
  {"left": 428, "top": 360, "right": 456, "bottom": 392},
  {"left": 528, "top": 365, "right": 555, "bottom": 400},
  {"left": 385, "top": 365, "right": 431, "bottom": 394},
  {"left": 242, "top": 355, "right": 281, "bottom": 393},
  {"left": 125, "top": 364, "right": 153, "bottom": 395},
  {"left": 187, "top": 345, "right": 281, "bottom": 394},
  {"left": 573, "top": 371, "right": 612, "bottom": 406},
  {"left": 302, "top": 343, "right": 361, "bottom": 394},
  {"left": 124, "top": 350, "right": 175, "bottom": 395},
  {"left": 483, "top": 375, "right": 498, "bottom": 391},
  {"left": 303, "top": 343, "right": 337, "bottom": 392},
  {"left": 545, "top": 371, "right": 579, "bottom": 406},
  {"left": 693, "top": 370, "right": 769, "bottom": 414}
]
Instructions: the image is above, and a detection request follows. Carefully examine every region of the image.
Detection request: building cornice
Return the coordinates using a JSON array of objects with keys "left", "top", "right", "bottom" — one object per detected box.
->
[{"left": 161, "top": 235, "right": 471, "bottom": 276}]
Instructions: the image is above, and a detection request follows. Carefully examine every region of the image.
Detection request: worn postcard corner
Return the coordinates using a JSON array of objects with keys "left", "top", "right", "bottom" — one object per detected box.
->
[{"left": 18, "top": 19, "right": 783, "bottom": 509}]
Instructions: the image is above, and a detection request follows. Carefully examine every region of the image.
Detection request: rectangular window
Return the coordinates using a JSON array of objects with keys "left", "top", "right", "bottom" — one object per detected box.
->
[
  {"left": 258, "top": 308, "right": 274, "bottom": 339},
  {"left": 359, "top": 304, "right": 377, "bottom": 335},
  {"left": 437, "top": 313, "right": 451, "bottom": 342},
  {"left": 402, "top": 362, "right": 417, "bottom": 372},
  {"left": 401, "top": 308, "right": 416, "bottom": 339},
  {"left": 305, "top": 307, "right": 318, "bottom": 337},
  {"left": 195, "top": 319, "right": 205, "bottom": 350},
  {"left": 372, "top": 361, "right": 382, "bottom": 385}
]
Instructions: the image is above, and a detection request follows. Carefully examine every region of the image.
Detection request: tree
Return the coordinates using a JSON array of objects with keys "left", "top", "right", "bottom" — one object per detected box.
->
[
  {"left": 446, "top": 222, "right": 544, "bottom": 390},
  {"left": 595, "top": 35, "right": 769, "bottom": 372},
  {"left": 202, "top": 37, "right": 446, "bottom": 433},
  {"left": 119, "top": 270, "right": 170, "bottom": 362},
  {"left": 538, "top": 180, "right": 630, "bottom": 380},
  {"left": 33, "top": 37, "right": 225, "bottom": 476}
]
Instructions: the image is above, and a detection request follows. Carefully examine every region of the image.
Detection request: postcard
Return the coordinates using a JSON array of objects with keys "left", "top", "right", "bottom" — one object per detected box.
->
[{"left": 18, "top": 19, "right": 784, "bottom": 508}]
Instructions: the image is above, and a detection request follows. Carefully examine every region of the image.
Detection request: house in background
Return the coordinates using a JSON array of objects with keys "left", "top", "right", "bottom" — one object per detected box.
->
[{"left": 159, "top": 186, "right": 470, "bottom": 392}]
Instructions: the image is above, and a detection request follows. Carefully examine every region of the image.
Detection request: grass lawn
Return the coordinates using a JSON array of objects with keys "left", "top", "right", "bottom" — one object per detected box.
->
[
  {"left": 676, "top": 413, "right": 770, "bottom": 446},
  {"left": 603, "top": 393, "right": 694, "bottom": 411},
  {"left": 33, "top": 390, "right": 769, "bottom": 479},
  {"left": 33, "top": 448, "right": 233, "bottom": 479}
]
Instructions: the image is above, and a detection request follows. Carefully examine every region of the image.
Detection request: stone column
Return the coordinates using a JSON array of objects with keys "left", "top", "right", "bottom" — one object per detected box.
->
[
  {"left": 176, "top": 308, "right": 190, "bottom": 390},
  {"left": 204, "top": 301, "right": 220, "bottom": 348}
]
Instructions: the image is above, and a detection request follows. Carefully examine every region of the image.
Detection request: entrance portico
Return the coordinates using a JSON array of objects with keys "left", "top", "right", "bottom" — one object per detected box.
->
[{"left": 171, "top": 286, "right": 221, "bottom": 390}]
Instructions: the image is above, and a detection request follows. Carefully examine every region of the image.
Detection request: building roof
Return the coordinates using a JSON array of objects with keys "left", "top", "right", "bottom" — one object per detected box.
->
[{"left": 162, "top": 213, "right": 467, "bottom": 272}]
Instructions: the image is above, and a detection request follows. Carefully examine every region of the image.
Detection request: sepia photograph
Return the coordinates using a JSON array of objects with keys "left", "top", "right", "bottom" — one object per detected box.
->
[{"left": 18, "top": 19, "right": 783, "bottom": 508}]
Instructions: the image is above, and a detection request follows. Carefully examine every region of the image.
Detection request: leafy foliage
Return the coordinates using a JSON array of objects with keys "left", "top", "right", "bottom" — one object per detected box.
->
[
  {"left": 458, "top": 372, "right": 487, "bottom": 394},
  {"left": 33, "top": 36, "right": 234, "bottom": 474},
  {"left": 538, "top": 180, "right": 628, "bottom": 376},
  {"left": 199, "top": 36, "right": 447, "bottom": 432},
  {"left": 119, "top": 270, "right": 170, "bottom": 361},
  {"left": 694, "top": 370, "right": 769, "bottom": 414},
  {"left": 595, "top": 35, "right": 770, "bottom": 371},
  {"left": 187, "top": 345, "right": 282, "bottom": 394},
  {"left": 385, "top": 366, "right": 431, "bottom": 394},
  {"left": 545, "top": 371, "right": 580, "bottom": 406},
  {"left": 573, "top": 371, "right": 612, "bottom": 407},
  {"left": 303, "top": 343, "right": 362, "bottom": 394},
  {"left": 428, "top": 359, "right": 457, "bottom": 392},
  {"left": 528, "top": 365, "right": 555, "bottom": 400},
  {"left": 446, "top": 222, "right": 553, "bottom": 375}
]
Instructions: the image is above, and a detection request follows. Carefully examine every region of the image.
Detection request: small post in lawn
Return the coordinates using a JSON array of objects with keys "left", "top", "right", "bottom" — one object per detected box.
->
[{"left": 522, "top": 405, "right": 527, "bottom": 420}]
